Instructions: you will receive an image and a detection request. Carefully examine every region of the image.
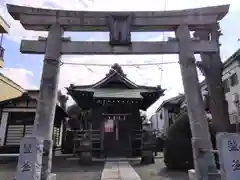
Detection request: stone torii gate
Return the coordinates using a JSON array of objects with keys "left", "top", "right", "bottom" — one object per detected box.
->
[{"left": 7, "top": 4, "right": 229, "bottom": 180}]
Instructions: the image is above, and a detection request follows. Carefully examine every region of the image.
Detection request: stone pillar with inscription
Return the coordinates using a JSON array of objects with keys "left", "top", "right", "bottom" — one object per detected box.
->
[
  {"left": 217, "top": 133, "right": 240, "bottom": 180},
  {"left": 15, "top": 137, "right": 43, "bottom": 180}
]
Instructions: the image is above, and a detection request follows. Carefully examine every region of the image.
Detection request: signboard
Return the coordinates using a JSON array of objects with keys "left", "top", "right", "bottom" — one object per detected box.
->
[
  {"left": 217, "top": 133, "right": 240, "bottom": 180},
  {"left": 104, "top": 119, "right": 114, "bottom": 132}
]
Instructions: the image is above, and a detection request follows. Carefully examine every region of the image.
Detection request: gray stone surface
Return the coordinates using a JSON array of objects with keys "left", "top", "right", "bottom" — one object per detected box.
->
[
  {"left": 0, "top": 155, "right": 190, "bottom": 180},
  {"left": 15, "top": 136, "right": 44, "bottom": 180},
  {"left": 0, "top": 157, "right": 104, "bottom": 180},
  {"left": 41, "top": 140, "right": 53, "bottom": 180},
  {"left": 188, "top": 169, "right": 221, "bottom": 180},
  {"left": 48, "top": 173, "right": 56, "bottom": 180},
  {"left": 176, "top": 24, "right": 217, "bottom": 179},
  {"left": 101, "top": 161, "right": 141, "bottom": 180},
  {"left": 20, "top": 40, "right": 218, "bottom": 55},
  {"left": 7, "top": 4, "right": 229, "bottom": 31},
  {"left": 216, "top": 132, "right": 240, "bottom": 180},
  {"left": 131, "top": 156, "right": 189, "bottom": 180}
]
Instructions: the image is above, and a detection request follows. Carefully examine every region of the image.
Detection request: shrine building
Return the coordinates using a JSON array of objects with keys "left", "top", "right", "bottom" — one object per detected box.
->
[{"left": 65, "top": 63, "right": 164, "bottom": 157}]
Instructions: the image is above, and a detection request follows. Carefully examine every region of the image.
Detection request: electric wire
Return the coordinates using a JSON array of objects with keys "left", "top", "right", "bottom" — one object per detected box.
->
[{"left": 60, "top": 61, "right": 178, "bottom": 67}]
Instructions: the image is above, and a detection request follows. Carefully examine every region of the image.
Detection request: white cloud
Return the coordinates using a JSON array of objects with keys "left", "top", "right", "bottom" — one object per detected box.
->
[
  {"left": 0, "top": 67, "right": 38, "bottom": 89},
  {"left": 0, "top": 0, "right": 92, "bottom": 42},
  {"left": 1, "top": 0, "right": 239, "bottom": 116}
]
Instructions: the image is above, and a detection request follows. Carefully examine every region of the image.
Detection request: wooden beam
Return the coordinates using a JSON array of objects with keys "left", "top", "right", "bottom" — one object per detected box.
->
[
  {"left": 20, "top": 40, "right": 218, "bottom": 55},
  {"left": 7, "top": 4, "right": 229, "bottom": 32}
]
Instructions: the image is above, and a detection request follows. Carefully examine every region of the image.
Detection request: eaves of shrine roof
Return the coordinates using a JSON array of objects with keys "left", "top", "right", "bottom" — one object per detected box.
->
[
  {"left": 72, "top": 88, "right": 144, "bottom": 99},
  {"left": 67, "top": 63, "right": 164, "bottom": 92}
]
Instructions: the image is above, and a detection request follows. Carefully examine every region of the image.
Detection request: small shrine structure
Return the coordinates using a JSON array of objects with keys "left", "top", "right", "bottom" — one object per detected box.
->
[{"left": 66, "top": 63, "right": 164, "bottom": 157}]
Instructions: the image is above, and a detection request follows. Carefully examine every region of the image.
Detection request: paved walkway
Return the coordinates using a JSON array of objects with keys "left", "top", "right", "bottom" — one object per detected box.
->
[{"left": 101, "top": 161, "right": 141, "bottom": 180}]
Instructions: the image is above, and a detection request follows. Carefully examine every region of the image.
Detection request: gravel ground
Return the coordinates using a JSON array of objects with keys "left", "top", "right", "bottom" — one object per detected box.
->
[
  {"left": 131, "top": 157, "right": 189, "bottom": 180},
  {"left": 0, "top": 157, "right": 104, "bottom": 180}
]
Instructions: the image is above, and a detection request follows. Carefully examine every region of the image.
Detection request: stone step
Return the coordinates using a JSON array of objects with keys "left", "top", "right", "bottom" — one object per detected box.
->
[{"left": 101, "top": 160, "right": 141, "bottom": 180}]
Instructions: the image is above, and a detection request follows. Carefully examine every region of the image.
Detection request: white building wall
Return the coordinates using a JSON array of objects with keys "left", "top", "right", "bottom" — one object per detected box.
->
[
  {"left": 199, "top": 60, "right": 240, "bottom": 124},
  {"left": 222, "top": 60, "right": 240, "bottom": 124},
  {"left": 163, "top": 108, "right": 169, "bottom": 135},
  {"left": 150, "top": 107, "right": 169, "bottom": 136}
]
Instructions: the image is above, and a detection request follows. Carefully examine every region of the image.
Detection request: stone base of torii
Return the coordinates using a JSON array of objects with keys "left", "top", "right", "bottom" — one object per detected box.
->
[{"left": 7, "top": 3, "right": 230, "bottom": 180}]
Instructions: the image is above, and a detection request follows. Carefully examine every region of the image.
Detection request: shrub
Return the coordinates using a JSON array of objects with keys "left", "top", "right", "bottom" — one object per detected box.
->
[
  {"left": 164, "top": 112, "right": 193, "bottom": 170},
  {"left": 163, "top": 112, "right": 218, "bottom": 170}
]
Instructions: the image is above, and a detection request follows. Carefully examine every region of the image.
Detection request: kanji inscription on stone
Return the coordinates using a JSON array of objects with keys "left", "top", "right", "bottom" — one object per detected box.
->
[
  {"left": 217, "top": 133, "right": 240, "bottom": 180},
  {"left": 15, "top": 136, "right": 43, "bottom": 180},
  {"left": 21, "top": 161, "right": 31, "bottom": 172},
  {"left": 24, "top": 143, "right": 32, "bottom": 153}
]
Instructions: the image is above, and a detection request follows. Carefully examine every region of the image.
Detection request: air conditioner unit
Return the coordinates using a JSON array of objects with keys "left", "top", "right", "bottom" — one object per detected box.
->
[{"left": 233, "top": 93, "right": 240, "bottom": 104}]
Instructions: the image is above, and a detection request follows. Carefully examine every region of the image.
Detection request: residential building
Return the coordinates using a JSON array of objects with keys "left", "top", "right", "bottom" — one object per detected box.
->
[
  {"left": 0, "top": 73, "right": 25, "bottom": 101},
  {"left": 0, "top": 15, "right": 25, "bottom": 101},
  {"left": 221, "top": 49, "right": 240, "bottom": 124},
  {"left": 149, "top": 94, "right": 185, "bottom": 136},
  {"left": 150, "top": 48, "right": 240, "bottom": 134},
  {"left": 0, "top": 90, "right": 68, "bottom": 153},
  {"left": 200, "top": 48, "right": 240, "bottom": 124},
  {"left": 0, "top": 14, "right": 10, "bottom": 68}
]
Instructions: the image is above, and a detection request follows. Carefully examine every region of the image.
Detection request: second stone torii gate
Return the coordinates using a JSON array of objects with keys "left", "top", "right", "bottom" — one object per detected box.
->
[{"left": 7, "top": 4, "right": 229, "bottom": 180}]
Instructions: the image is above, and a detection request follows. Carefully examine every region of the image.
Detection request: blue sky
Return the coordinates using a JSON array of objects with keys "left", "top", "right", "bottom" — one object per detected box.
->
[{"left": 1, "top": 0, "right": 240, "bottom": 116}]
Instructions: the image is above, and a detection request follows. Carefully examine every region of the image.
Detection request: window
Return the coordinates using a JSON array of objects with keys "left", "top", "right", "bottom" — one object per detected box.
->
[
  {"left": 159, "top": 113, "right": 163, "bottom": 120},
  {"left": 8, "top": 112, "right": 35, "bottom": 125},
  {"left": 230, "top": 73, "right": 239, "bottom": 87},
  {"left": 223, "top": 79, "right": 230, "bottom": 93}
]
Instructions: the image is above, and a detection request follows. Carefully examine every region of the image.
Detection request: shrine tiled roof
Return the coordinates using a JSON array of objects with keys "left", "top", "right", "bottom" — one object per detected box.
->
[{"left": 66, "top": 63, "right": 165, "bottom": 109}]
